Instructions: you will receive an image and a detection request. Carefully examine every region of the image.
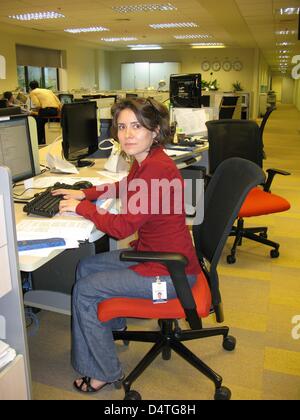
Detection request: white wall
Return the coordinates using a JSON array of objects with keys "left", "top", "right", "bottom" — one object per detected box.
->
[{"left": 281, "top": 77, "right": 295, "bottom": 104}]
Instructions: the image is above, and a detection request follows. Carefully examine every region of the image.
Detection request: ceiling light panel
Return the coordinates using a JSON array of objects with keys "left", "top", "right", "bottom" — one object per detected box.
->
[
  {"left": 128, "top": 44, "right": 162, "bottom": 50},
  {"left": 276, "top": 7, "right": 300, "bottom": 15},
  {"left": 112, "top": 3, "right": 177, "bottom": 14},
  {"left": 65, "top": 27, "right": 109, "bottom": 33},
  {"left": 174, "top": 34, "right": 211, "bottom": 39},
  {"left": 8, "top": 11, "right": 65, "bottom": 21},
  {"left": 101, "top": 37, "right": 138, "bottom": 42},
  {"left": 149, "top": 22, "right": 198, "bottom": 29}
]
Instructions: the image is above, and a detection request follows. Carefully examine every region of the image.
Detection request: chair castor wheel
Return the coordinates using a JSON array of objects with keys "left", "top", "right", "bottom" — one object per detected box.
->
[
  {"left": 214, "top": 386, "right": 231, "bottom": 400},
  {"left": 124, "top": 390, "right": 142, "bottom": 400},
  {"left": 227, "top": 255, "right": 236, "bottom": 264},
  {"left": 223, "top": 336, "right": 236, "bottom": 352},
  {"left": 162, "top": 347, "right": 171, "bottom": 360},
  {"left": 270, "top": 249, "right": 279, "bottom": 259}
]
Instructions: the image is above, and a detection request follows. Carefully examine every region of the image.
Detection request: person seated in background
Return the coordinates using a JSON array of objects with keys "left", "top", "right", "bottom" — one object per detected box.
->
[
  {"left": 29, "top": 80, "right": 62, "bottom": 145},
  {"left": 3, "top": 91, "right": 17, "bottom": 107}
]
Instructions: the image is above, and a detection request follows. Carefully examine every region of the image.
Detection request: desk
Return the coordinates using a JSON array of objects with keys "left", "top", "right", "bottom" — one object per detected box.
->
[{"left": 17, "top": 142, "right": 208, "bottom": 314}]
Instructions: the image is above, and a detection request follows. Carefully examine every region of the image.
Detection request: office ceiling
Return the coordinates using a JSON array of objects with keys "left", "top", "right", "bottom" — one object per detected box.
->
[{"left": 0, "top": 0, "right": 299, "bottom": 73}]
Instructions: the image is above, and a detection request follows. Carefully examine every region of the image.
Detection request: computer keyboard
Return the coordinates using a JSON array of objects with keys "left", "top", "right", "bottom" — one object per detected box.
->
[{"left": 23, "top": 182, "right": 91, "bottom": 218}]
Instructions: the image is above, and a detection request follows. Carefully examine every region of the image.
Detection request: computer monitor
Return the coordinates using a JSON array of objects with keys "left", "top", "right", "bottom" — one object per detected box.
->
[
  {"left": 61, "top": 101, "right": 98, "bottom": 167},
  {"left": 58, "top": 93, "right": 74, "bottom": 105},
  {"left": 170, "top": 73, "right": 202, "bottom": 108},
  {"left": 0, "top": 115, "right": 36, "bottom": 182},
  {"left": 0, "top": 106, "right": 22, "bottom": 117}
]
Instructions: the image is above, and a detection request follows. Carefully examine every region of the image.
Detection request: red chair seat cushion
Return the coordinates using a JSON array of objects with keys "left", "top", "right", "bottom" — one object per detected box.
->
[
  {"left": 98, "top": 270, "right": 211, "bottom": 323},
  {"left": 239, "top": 187, "right": 290, "bottom": 218}
]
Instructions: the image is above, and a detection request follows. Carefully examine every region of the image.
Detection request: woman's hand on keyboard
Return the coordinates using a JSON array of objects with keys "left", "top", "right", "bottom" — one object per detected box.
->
[
  {"left": 59, "top": 199, "right": 81, "bottom": 214},
  {"left": 52, "top": 189, "right": 86, "bottom": 201}
]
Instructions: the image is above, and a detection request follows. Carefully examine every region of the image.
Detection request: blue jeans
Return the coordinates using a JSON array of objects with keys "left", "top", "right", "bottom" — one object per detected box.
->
[{"left": 71, "top": 249, "right": 196, "bottom": 382}]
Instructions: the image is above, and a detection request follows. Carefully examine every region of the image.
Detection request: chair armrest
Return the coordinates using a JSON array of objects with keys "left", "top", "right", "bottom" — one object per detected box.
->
[
  {"left": 264, "top": 168, "right": 291, "bottom": 192},
  {"left": 120, "top": 251, "right": 201, "bottom": 329}
]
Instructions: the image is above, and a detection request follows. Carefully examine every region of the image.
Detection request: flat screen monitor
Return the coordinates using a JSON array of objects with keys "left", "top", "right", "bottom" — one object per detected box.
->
[
  {"left": 61, "top": 101, "right": 98, "bottom": 167},
  {"left": 58, "top": 94, "right": 74, "bottom": 105},
  {"left": 0, "top": 115, "right": 35, "bottom": 182},
  {"left": 0, "top": 107, "right": 22, "bottom": 117},
  {"left": 170, "top": 73, "right": 202, "bottom": 108}
]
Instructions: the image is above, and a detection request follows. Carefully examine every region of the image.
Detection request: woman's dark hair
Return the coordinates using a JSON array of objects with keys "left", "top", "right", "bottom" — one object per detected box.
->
[{"left": 111, "top": 97, "right": 171, "bottom": 146}]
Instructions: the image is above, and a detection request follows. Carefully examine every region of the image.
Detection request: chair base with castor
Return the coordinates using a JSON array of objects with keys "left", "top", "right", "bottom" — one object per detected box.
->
[
  {"left": 227, "top": 218, "right": 280, "bottom": 264},
  {"left": 113, "top": 316, "right": 235, "bottom": 400}
]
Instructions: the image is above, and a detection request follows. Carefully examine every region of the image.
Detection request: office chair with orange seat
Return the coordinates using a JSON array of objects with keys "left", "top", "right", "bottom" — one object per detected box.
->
[
  {"left": 206, "top": 119, "right": 291, "bottom": 264},
  {"left": 98, "top": 157, "right": 265, "bottom": 400}
]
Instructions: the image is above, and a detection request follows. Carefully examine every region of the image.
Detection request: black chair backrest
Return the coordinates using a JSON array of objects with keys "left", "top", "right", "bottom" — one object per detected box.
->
[
  {"left": 259, "top": 105, "right": 275, "bottom": 143},
  {"left": 206, "top": 119, "right": 263, "bottom": 173},
  {"left": 219, "top": 96, "right": 239, "bottom": 119},
  {"left": 0, "top": 99, "right": 8, "bottom": 108},
  {"left": 192, "top": 157, "right": 265, "bottom": 310}
]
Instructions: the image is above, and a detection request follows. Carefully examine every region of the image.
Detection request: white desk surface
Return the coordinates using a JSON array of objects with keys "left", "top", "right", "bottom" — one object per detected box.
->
[{"left": 16, "top": 142, "right": 207, "bottom": 273}]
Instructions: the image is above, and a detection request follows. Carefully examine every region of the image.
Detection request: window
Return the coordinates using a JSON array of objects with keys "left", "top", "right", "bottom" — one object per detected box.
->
[{"left": 17, "top": 66, "right": 59, "bottom": 92}]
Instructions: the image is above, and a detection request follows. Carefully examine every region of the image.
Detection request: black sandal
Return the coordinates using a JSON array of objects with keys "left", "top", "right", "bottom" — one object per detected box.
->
[{"left": 73, "top": 376, "right": 124, "bottom": 394}]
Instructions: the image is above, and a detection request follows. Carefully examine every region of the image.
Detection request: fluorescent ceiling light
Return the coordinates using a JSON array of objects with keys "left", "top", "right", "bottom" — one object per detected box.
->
[
  {"left": 113, "top": 3, "right": 177, "bottom": 13},
  {"left": 174, "top": 34, "right": 211, "bottom": 39},
  {"left": 128, "top": 44, "right": 162, "bottom": 50},
  {"left": 8, "top": 11, "right": 65, "bottom": 20},
  {"left": 101, "top": 37, "right": 138, "bottom": 42},
  {"left": 191, "top": 42, "right": 225, "bottom": 48},
  {"left": 276, "top": 7, "right": 300, "bottom": 15},
  {"left": 65, "top": 27, "right": 109, "bottom": 33},
  {"left": 277, "top": 42, "right": 294, "bottom": 46},
  {"left": 150, "top": 22, "right": 198, "bottom": 29},
  {"left": 276, "top": 30, "right": 296, "bottom": 35}
]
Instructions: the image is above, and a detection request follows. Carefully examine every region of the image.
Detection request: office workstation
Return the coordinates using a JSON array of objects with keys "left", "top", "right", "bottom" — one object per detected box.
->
[{"left": 0, "top": 0, "right": 300, "bottom": 401}]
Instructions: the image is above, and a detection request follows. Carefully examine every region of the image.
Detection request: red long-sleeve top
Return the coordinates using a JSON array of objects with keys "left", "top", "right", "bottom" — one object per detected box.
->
[{"left": 76, "top": 146, "right": 201, "bottom": 277}]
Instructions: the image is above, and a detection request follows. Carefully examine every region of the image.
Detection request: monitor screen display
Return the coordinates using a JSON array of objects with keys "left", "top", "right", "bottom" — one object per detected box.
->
[
  {"left": 170, "top": 74, "right": 202, "bottom": 108},
  {"left": 0, "top": 116, "right": 35, "bottom": 182},
  {"left": 58, "top": 94, "right": 74, "bottom": 105},
  {"left": 61, "top": 101, "right": 98, "bottom": 165}
]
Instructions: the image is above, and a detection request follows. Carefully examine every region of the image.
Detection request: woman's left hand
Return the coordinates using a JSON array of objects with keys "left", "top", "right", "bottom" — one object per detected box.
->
[{"left": 59, "top": 198, "right": 80, "bottom": 214}]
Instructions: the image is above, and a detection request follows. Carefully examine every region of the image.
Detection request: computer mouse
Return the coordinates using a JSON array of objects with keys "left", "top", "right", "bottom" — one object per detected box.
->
[{"left": 73, "top": 181, "right": 93, "bottom": 189}]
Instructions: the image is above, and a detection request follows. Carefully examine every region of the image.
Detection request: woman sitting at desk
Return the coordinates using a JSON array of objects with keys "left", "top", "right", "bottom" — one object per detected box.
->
[{"left": 52, "top": 97, "right": 201, "bottom": 394}]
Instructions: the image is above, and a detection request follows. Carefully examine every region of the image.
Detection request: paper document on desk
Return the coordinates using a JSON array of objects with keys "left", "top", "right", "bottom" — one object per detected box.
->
[
  {"left": 0, "top": 340, "right": 16, "bottom": 370},
  {"left": 16, "top": 219, "right": 94, "bottom": 242},
  {"left": 97, "top": 170, "right": 128, "bottom": 182},
  {"left": 46, "top": 152, "right": 79, "bottom": 174},
  {"left": 173, "top": 108, "right": 210, "bottom": 135}
]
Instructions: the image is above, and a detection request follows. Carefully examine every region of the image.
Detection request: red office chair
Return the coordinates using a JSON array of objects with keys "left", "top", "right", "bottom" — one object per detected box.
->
[
  {"left": 98, "top": 158, "right": 265, "bottom": 400},
  {"left": 206, "top": 119, "right": 291, "bottom": 264}
]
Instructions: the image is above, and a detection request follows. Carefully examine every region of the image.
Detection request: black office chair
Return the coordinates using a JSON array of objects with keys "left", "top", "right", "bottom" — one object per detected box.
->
[
  {"left": 259, "top": 105, "right": 276, "bottom": 159},
  {"left": 0, "top": 99, "right": 8, "bottom": 108},
  {"left": 98, "top": 157, "right": 265, "bottom": 400},
  {"left": 206, "top": 119, "right": 291, "bottom": 263},
  {"left": 219, "top": 96, "right": 240, "bottom": 119}
]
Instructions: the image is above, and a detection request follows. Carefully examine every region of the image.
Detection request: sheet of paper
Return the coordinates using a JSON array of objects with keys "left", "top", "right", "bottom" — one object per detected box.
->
[
  {"left": 0, "top": 195, "right": 12, "bottom": 298},
  {"left": 46, "top": 152, "right": 79, "bottom": 174},
  {"left": 173, "top": 108, "right": 211, "bottom": 135},
  {"left": 97, "top": 171, "right": 128, "bottom": 182},
  {"left": 16, "top": 219, "right": 94, "bottom": 242}
]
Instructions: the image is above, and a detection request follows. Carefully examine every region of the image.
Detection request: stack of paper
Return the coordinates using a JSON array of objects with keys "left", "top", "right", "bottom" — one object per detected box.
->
[{"left": 0, "top": 340, "right": 16, "bottom": 370}]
